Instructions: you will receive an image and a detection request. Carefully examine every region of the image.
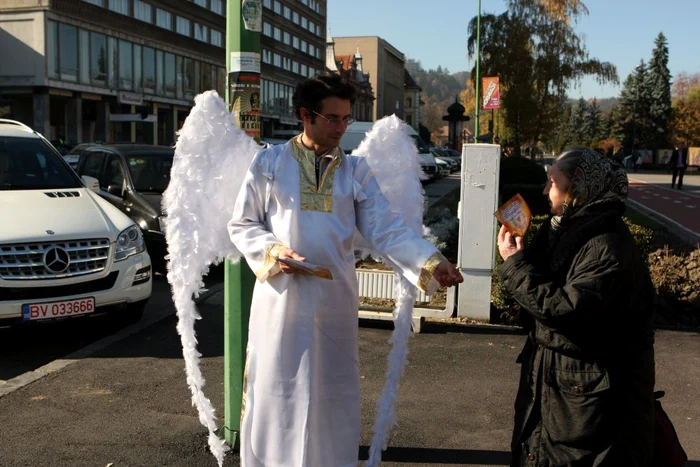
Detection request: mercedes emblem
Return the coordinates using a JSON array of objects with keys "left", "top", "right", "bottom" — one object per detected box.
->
[{"left": 43, "top": 246, "right": 70, "bottom": 274}]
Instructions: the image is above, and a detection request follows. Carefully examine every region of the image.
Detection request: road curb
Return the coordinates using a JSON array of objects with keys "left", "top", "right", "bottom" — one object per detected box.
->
[{"left": 0, "top": 281, "right": 225, "bottom": 400}]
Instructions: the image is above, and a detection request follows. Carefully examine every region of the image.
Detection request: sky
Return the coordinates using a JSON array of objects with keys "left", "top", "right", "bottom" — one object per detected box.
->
[{"left": 327, "top": 0, "right": 700, "bottom": 100}]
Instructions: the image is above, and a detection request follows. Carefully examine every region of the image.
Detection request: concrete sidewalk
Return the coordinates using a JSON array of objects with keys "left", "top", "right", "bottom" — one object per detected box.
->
[{"left": 0, "top": 288, "right": 698, "bottom": 467}]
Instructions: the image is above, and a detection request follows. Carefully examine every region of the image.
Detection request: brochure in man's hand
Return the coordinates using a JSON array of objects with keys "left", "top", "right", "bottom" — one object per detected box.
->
[
  {"left": 278, "top": 257, "right": 334, "bottom": 280},
  {"left": 494, "top": 193, "right": 532, "bottom": 237}
]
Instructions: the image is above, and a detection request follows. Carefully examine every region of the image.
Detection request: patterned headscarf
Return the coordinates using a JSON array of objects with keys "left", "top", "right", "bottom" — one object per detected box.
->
[{"left": 549, "top": 149, "right": 628, "bottom": 247}]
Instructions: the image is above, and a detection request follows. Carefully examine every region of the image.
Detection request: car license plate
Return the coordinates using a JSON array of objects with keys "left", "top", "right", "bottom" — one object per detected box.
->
[{"left": 22, "top": 297, "right": 95, "bottom": 321}]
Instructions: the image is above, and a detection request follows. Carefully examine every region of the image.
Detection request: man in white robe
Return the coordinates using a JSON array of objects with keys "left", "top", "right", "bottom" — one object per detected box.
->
[{"left": 228, "top": 75, "right": 463, "bottom": 467}]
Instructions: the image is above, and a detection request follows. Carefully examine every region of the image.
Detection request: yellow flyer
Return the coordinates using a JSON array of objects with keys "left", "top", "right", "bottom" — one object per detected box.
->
[{"left": 494, "top": 193, "right": 532, "bottom": 237}]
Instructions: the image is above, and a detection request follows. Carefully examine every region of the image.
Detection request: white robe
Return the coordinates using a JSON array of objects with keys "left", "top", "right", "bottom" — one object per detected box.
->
[{"left": 228, "top": 137, "right": 443, "bottom": 467}]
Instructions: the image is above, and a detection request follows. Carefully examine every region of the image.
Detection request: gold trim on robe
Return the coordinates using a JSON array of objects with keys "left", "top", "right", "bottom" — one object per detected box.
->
[
  {"left": 254, "top": 243, "right": 286, "bottom": 282},
  {"left": 291, "top": 135, "right": 343, "bottom": 213},
  {"left": 417, "top": 251, "right": 447, "bottom": 295}
]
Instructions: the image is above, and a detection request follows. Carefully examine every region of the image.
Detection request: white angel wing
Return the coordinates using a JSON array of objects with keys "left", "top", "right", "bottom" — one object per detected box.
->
[
  {"left": 162, "top": 90, "right": 261, "bottom": 467},
  {"left": 350, "top": 116, "right": 427, "bottom": 466}
]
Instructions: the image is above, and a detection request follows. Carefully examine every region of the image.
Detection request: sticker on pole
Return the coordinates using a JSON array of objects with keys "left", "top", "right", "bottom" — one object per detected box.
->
[
  {"left": 230, "top": 52, "right": 260, "bottom": 73},
  {"left": 494, "top": 193, "right": 532, "bottom": 237},
  {"left": 242, "top": 0, "right": 262, "bottom": 32},
  {"left": 229, "top": 72, "right": 261, "bottom": 140}
]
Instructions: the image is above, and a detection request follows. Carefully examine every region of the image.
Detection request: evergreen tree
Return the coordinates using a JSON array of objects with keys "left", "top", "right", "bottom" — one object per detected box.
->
[
  {"left": 583, "top": 98, "right": 603, "bottom": 145},
  {"left": 647, "top": 32, "right": 673, "bottom": 149},
  {"left": 569, "top": 98, "right": 587, "bottom": 145},
  {"left": 634, "top": 60, "right": 654, "bottom": 149}
]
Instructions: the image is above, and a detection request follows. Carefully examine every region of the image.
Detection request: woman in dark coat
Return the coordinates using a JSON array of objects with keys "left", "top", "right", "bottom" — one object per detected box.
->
[{"left": 497, "top": 148, "right": 656, "bottom": 466}]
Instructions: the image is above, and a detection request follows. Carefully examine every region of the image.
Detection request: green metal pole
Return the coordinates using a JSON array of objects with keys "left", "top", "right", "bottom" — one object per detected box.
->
[
  {"left": 224, "top": 0, "right": 261, "bottom": 450},
  {"left": 474, "top": 0, "right": 481, "bottom": 140}
]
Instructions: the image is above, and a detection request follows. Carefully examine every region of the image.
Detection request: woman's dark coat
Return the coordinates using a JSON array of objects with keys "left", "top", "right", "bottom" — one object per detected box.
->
[{"left": 499, "top": 202, "right": 656, "bottom": 467}]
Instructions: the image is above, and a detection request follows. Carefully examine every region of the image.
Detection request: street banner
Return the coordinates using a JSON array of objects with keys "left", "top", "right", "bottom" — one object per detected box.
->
[
  {"left": 657, "top": 148, "right": 673, "bottom": 165},
  {"left": 690, "top": 147, "right": 700, "bottom": 166},
  {"left": 482, "top": 77, "right": 500, "bottom": 109}
]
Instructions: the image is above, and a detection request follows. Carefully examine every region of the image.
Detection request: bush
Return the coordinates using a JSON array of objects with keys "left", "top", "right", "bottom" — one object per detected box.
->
[{"left": 647, "top": 248, "right": 700, "bottom": 327}]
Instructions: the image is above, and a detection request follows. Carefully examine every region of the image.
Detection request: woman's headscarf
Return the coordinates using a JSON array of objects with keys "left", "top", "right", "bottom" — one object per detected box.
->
[{"left": 549, "top": 148, "right": 628, "bottom": 247}]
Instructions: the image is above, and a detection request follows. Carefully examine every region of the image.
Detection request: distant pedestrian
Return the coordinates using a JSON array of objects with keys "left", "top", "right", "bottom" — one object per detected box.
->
[
  {"left": 669, "top": 142, "right": 688, "bottom": 190},
  {"left": 634, "top": 152, "right": 643, "bottom": 172},
  {"left": 497, "top": 148, "right": 656, "bottom": 466}
]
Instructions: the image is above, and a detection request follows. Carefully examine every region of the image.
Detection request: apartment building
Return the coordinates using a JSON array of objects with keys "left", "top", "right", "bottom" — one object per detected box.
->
[
  {"left": 332, "top": 36, "right": 405, "bottom": 121},
  {"left": 0, "top": 0, "right": 326, "bottom": 144}
]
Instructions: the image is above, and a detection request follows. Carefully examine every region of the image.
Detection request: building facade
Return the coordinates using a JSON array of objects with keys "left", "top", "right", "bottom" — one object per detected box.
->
[
  {"left": 0, "top": 0, "right": 325, "bottom": 145},
  {"left": 260, "top": 0, "right": 326, "bottom": 139},
  {"left": 403, "top": 69, "right": 421, "bottom": 131},
  {"left": 332, "top": 36, "right": 405, "bottom": 122},
  {"left": 325, "top": 36, "right": 374, "bottom": 122}
]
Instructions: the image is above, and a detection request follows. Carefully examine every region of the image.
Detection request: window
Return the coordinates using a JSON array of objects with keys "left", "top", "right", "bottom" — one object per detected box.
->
[
  {"left": 133, "top": 45, "right": 142, "bottom": 91},
  {"left": 301, "top": 40, "right": 307, "bottom": 53},
  {"left": 300, "top": 64, "right": 307, "bottom": 76},
  {"left": 108, "top": 0, "right": 128, "bottom": 15},
  {"left": 308, "top": 44, "right": 315, "bottom": 57},
  {"left": 273, "top": 53, "right": 281, "bottom": 67},
  {"left": 273, "top": 0, "right": 281, "bottom": 14},
  {"left": 263, "top": 22, "right": 272, "bottom": 37},
  {"left": 176, "top": 17, "right": 191, "bottom": 36},
  {"left": 143, "top": 46, "right": 155, "bottom": 93},
  {"left": 283, "top": 6, "right": 291, "bottom": 19},
  {"left": 90, "top": 32, "right": 106, "bottom": 85},
  {"left": 273, "top": 27, "right": 280, "bottom": 41},
  {"left": 164, "top": 53, "right": 176, "bottom": 96},
  {"left": 82, "top": 0, "right": 103, "bottom": 6},
  {"left": 156, "top": 50, "right": 164, "bottom": 94},
  {"left": 79, "top": 30, "right": 90, "bottom": 84},
  {"left": 309, "top": 22, "right": 315, "bottom": 34},
  {"left": 102, "top": 155, "right": 124, "bottom": 191},
  {"left": 119, "top": 40, "right": 133, "bottom": 90},
  {"left": 262, "top": 0, "right": 271, "bottom": 8},
  {"left": 210, "top": 0, "right": 223, "bottom": 15},
  {"left": 184, "top": 57, "right": 195, "bottom": 98},
  {"left": 156, "top": 9, "right": 172, "bottom": 29},
  {"left": 46, "top": 21, "right": 58, "bottom": 79},
  {"left": 292, "top": 61, "right": 299, "bottom": 74},
  {"left": 83, "top": 153, "right": 105, "bottom": 181},
  {"left": 201, "top": 63, "right": 212, "bottom": 91},
  {"left": 194, "top": 0, "right": 207, "bottom": 7},
  {"left": 210, "top": 30, "right": 223, "bottom": 47},
  {"left": 301, "top": 17, "right": 307, "bottom": 29},
  {"left": 59, "top": 24, "right": 78, "bottom": 82},
  {"left": 262, "top": 49, "right": 272, "bottom": 64},
  {"left": 283, "top": 31, "right": 290, "bottom": 45},
  {"left": 292, "top": 11, "right": 299, "bottom": 24},
  {"left": 292, "top": 36, "right": 299, "bottom": 49},
  {"left": 283, "top": 57, "right": 291, "bottom": 71},
  {"left": 176, "top": 55, "right": 184, "bottom": 98},
  {"left": 108, "top": 37, "right": 118, "bottom": 88},
  {"left": 133, "top": 0, "right": 152, "bottom": 23},
  {"left": 194, "top": 23, "right": 208, "bottom": 42}
]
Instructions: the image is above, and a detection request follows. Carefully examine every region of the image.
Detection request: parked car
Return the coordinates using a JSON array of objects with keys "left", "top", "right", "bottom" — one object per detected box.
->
[
  {"left": 431, "top": 149, "right": 459, "bottom": 173},
  {"left": 71, "top": 144, "right": 172, "bottom": 274},
  {"left": 0, "top": 120, "right": 152, "bottom": 325}
]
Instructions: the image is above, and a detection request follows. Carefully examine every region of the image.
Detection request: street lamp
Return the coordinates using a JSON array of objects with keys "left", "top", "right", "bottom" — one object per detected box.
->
[{"left": 474, "top": 0, "right": 482, "bottom": 139}]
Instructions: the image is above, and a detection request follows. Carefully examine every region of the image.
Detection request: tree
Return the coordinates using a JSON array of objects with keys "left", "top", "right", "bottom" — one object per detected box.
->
[
  {"left": 583, "top": 98, "right": 603, "bottom": 145},
  {"left": 672, "top": 80, "right": 700, "bottom": 146},
  {"left": 569, "top": 98, "right": 587, "bottom": 145},
  {"left": 646, "top": 32, "right": 673, "bottom": 149},
  {"left": 466, "top": 0, "right": 617, "bottom": 156}
]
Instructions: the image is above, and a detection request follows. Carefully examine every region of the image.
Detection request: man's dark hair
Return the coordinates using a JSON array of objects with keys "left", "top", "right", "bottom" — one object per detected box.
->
[{"left": 292, "top": 74, "right": 356, "bottom": 121}]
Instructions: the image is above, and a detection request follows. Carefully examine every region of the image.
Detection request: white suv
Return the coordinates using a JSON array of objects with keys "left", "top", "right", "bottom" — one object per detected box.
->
[{"left": 0, "top": 120, "right": 152, "bottom": 325}]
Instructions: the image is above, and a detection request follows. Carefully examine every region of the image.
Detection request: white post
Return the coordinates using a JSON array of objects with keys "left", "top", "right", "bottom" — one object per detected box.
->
[{"left": 456, "top": 144, "right": 501, "bottom": 321}]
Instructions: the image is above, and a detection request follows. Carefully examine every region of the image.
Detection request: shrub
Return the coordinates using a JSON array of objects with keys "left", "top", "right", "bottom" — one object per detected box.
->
[{"left": 647, "top": 248, "right": 700, "bottom": 327}]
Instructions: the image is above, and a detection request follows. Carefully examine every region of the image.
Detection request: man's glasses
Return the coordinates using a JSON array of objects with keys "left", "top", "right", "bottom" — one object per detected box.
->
[{"left": 310, "top": 110, "right": 354, "bottom": 126}]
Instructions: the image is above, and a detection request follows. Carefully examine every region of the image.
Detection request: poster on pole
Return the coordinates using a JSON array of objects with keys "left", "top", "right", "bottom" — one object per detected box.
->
[
  {"left": 482, "top": 77, "right": 501, "bottom": 110},
  {"left": 229, "top": 71, "right": 261, "bottom": 141},
  {"left": 241, "top": 0, "right": 262, "bottom": 32}
]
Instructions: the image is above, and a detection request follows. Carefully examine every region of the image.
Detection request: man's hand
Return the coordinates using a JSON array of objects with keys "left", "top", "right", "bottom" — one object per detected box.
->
[
  {"left": 277, "top": 248, "right": 308, "bottom": 274},
  {"left": 433, "top": 260, "right": 464, "bottom": 288},
  {"left": 498, "top": 225, "right": 524, "bottom": 261}
]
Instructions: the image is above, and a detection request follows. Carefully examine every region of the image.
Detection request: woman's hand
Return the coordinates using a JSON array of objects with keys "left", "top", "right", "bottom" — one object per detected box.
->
[
  {"left": 498, "top": 225, "right": 524, "bottom": 261},
  {"left": 433, "top": 260, "right": 464, "bottom": 288}
]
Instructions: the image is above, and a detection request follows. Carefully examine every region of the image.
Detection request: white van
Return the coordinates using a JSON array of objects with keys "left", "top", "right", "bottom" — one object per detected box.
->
[
  {"left": 340, "top": 121, "right": 439, "bottom": 181},
  {"left": 0, "top": 120, "right": 152, "bottom": 325}
]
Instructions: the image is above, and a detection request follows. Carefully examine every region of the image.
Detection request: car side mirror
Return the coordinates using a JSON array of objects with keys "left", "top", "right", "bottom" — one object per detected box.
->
[
  {"left": 106, "top": 184, "right": 124, "bottom": 197},
  {"left": 81, "top": 175, "right": 99, "bottom": 193}
]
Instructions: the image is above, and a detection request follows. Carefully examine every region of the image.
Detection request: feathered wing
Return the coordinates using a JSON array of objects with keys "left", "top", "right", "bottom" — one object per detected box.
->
[
  {"left": 351, "top": 116, "right": 426, "bottom": 466},
  {"left": 162, "top": 90, "right": 261, "bottom": 467}
]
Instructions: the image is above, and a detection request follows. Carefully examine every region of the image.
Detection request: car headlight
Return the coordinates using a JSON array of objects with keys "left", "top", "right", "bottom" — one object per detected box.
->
[
  {"left": 158, "top": 215, "right": 167, "bottom": 234},
  {"left": 115, "top": 225, "right": 146, "bottom": 261}
]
